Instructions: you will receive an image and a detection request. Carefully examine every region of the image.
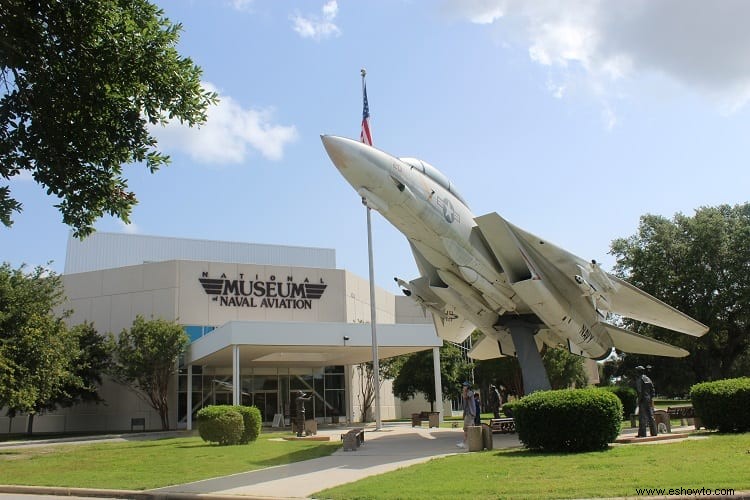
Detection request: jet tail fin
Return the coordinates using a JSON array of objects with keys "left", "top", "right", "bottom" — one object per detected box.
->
[{"left": 601, "top": 323, "right": 689, "bottom": 358}]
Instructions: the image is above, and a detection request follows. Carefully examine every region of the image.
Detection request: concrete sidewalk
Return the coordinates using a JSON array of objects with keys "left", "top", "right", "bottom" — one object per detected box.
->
[{"left": 151, "top": 423, "right": 520, "bottom": 499}]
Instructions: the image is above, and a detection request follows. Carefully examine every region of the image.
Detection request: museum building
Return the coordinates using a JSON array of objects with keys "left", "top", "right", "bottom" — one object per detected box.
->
[{"left": 1, "top": 232, "right": 443, "bottom": 434}]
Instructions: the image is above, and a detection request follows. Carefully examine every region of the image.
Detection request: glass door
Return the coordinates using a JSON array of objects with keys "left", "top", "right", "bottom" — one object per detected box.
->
[{"left": 253, "top": 392, "right": 279, "bottom": 423}]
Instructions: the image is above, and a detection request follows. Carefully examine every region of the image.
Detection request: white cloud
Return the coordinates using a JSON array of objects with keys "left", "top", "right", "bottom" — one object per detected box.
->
[
  {"left": 291, "top": 1, "right": 341, "bottom": 41},
  {"left": 153, "top": 82, "right": 298, "bottom": 164},
  {"left": 446, "top": 0, "right": 750, "bottom": 114}
]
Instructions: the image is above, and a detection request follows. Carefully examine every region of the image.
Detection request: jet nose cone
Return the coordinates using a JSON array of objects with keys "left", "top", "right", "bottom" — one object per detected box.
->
[
  {"left": 320, "top": 135, "right": 362, "bottom": 172},
  {"left": 321, "top": 135, "right": 391, "bottom": 192}
]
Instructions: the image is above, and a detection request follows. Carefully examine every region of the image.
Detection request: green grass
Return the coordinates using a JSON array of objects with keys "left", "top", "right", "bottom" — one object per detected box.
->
[
  {"left": 317, "top": 433, "right": 750, "bottom": 499},
  {"left": 0, "top": 432, "right": 340, "bottom": 490}
]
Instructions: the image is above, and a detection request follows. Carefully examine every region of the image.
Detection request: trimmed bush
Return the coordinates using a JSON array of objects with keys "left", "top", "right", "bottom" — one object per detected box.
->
[
  {"left": 513, "top": 388, "right": 622, "bottom": 452},
  {"left": 196, "top": 405, "right": 244, "bottom": 445},
  {"left": 603, "top": 385, "right": 637, "bottom": 420},
  {"left": 235, "top": 405, "right": 263, "bottom": 443},
  {"left": 690, "top": 377, "right": 750, "bottom": 433}
]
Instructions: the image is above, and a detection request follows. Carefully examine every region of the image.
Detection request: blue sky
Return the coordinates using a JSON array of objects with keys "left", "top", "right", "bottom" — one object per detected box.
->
[{"left": 2, "top": 0, "right": 750, "bottom": 292}]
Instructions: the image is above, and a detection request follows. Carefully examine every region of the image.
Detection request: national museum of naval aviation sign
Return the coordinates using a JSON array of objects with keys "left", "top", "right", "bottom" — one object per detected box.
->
[{"left": 199, "top": 272, "right": 327, "bottom": 309}]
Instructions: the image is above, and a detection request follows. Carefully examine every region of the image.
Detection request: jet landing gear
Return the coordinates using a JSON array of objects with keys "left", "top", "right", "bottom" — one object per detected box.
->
[{"left": 505, "top": 320, "right": 552, "bottom": 394}]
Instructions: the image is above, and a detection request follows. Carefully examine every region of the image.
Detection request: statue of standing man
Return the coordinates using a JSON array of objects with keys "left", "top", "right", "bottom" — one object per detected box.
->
[
  {"left": 295, "top": 391, "right": 312, "bottom": 437},
  {"left": 635, "top": 366, "right": 657, "bottom": 437}
]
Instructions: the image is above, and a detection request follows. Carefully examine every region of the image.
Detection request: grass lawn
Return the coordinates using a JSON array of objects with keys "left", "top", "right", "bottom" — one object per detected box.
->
[
  {"left": 317, "top": 433, "right": 750, "bottom": 499},
  {"left": 0, "top": 432, "right": 340, "bottom": 490}
]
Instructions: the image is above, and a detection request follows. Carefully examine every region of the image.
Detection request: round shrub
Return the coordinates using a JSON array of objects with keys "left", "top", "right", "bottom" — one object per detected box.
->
[
  {"left": 690, "top": 377, "right": 750, "bottom": 433},
  {"left": 235, "top": 405, "right": 263, "bottom": 443},
  {"left": 196, "top": 405, "right": 244, "bottom": 445},
  {"left": 603, "top": 385, "right": 637, "bottom": 420},
  {"left": 513, "top": 388, "right": 622, "bottom": 452}
]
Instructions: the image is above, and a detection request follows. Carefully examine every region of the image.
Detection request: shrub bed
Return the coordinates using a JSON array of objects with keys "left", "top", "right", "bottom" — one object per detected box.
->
[
  {"left": 603, "top": 385, "right": 637, "bottom": 420},
  {"left": 690, "top": 377, "right": 750, "bottom": 433},
  {"left": 196, "top": 405, "right": 244, "bottom": 446},
  {"left": 513, "top": 388, "right": 622, "bottom": 452}
]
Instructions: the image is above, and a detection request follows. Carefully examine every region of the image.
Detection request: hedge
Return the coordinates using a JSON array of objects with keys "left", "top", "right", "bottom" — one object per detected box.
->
[
  {"left": 603, "top": 385, "right": 637, "bottom": 420},
  {"left": 512, "top": 388, "right": 622, "bottom": 452},
  {"left": 234, "top": 405, "right": 263, "bottom": 443},
  {"left": 196, "top": 405, "right": 244, "bottom": 445},
  {"left": 690, "top": 377, "right": 750, "bottom": 433}
]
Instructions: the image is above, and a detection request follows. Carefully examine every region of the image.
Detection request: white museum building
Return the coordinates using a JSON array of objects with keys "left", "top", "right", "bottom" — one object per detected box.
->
[{"left": 1, "top": 232, "right": 447, "bottom": 434}]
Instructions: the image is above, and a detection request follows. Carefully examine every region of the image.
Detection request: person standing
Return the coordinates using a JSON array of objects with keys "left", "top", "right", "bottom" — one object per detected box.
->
[
  {"left": 488, "top": 384, "right": 502, "bottom": 418},
  {"left": 458, "top": 381, "right": 475, "bottom": 448},
  {"left": 474, "top": 392, "right": 481, "bottom": 426},
  {"left": 635, "top": 366, "right": 657, "bottom": 437}
]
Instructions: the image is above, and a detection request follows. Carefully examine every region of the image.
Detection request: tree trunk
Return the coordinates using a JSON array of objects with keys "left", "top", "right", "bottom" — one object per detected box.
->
[{"left": 26, "top": 413, "right": 35, "bottom": 435}]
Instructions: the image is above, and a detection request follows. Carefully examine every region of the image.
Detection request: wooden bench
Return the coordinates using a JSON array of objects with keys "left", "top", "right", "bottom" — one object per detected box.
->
[
  {"left": 411, "top": 411, "right": 439, "bottom": 428},
  {"left": 130, "top": 417, "right": 146, "bottom": 432},
  {"left": 489, "top": 417, "right": 515, "bottom": 434},
  {"left": 341, "top": 428, "right": 365, "bottom": 451},
  {"left": 668, "top": 405, "right": 703, "bottom": 429}
]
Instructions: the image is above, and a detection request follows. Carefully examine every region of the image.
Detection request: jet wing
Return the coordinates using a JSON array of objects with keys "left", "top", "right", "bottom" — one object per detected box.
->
[
  {"left": 475, "top": 212, "right": 708, "bottom": 337},
  {"left": 601, "top": 323, "right": 689, "bottom": 358},
  {"left": 604, "top": 276, "right": 708, "bottom": 337}
]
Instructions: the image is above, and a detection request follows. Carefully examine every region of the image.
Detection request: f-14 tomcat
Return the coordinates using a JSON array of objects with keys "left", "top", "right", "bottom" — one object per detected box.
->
[{"left": 321, "top": 135, "right": 708, "bottom": 393}]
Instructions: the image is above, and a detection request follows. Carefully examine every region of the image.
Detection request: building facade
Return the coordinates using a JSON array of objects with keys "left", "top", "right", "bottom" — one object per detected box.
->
[{"left": 0, "top": 233, "right": 444, "bottom": 434}]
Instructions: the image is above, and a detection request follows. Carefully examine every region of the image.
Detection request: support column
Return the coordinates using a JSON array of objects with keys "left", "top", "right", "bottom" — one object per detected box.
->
[
  {"left": 508, "top": 321, "right": 551, "bottom": 394},
  {"left": 432, "top": 346, "right": 443, "bottom": 422},
  {"left": 232, "top": 345, "right": 240, "bottom": 406},
  {"left": 187, "top": 364, "right": 193, "bottom": 430}
]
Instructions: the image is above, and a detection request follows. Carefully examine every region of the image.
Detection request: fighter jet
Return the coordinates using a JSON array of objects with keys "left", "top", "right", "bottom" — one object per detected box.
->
[{"left": 321, "top": 135, "right": 709, "bottom": 393}]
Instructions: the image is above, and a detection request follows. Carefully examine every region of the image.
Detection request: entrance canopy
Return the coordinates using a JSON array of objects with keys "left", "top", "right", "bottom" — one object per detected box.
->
[{"left": 187, "top": 320, "right": 441, "bottom": 368}]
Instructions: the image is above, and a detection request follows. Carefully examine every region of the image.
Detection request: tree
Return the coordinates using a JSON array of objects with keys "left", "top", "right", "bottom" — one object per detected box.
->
[
  {"left": 35, "top": 322, "right": 112, "bottom": 412},
  {"left": 111, "top": 316, "right": 189, "bottom": 430},
  {"left": 0, "top": 0, "right": 217, "bottom": 234},
  {"left": 391, "top": 342, "right": 473, "bottom": 411},
  {"left": 609, "top": 204, "right": 750, "bottom": 394},
  {"left": 355, "top": 357, "right": 402, "bottom": 422},
  {"left": 474, "top": 356, "right": 524, "bottom": 397},
  {"left": 541, "top": 347, "right": 588, "bottom": 390},
  {"left": 0, "top": 263, "right": 78, "bottom": 433}
]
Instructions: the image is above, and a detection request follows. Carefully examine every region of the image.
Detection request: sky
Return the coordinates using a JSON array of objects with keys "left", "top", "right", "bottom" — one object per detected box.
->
[{"left": 2, "top": 0, "right": 750, "bottom": 293}]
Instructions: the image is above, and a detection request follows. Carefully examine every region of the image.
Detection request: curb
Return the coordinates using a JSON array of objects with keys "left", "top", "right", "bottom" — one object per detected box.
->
[{"left": 0, "top": 484, "right": 289, "bottom": 499}]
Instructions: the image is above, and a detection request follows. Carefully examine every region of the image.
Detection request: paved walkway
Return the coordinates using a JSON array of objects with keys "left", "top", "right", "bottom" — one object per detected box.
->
[{"left": 153, "top": 423, "right": 518, "bottom": 499}]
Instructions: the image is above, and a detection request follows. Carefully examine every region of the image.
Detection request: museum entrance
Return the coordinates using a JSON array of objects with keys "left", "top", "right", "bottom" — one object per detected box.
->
[{"left": 178, "top": 365, "right": 346, "bottom": 426}]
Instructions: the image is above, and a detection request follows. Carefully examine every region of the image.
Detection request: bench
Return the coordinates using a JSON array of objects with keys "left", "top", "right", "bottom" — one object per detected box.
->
[
  {"left": 489, "top": 417, "right": 515, "bottom": 434},
  {"left": 668, "top": 405, "right": 703, "bottom": 429},
  {"left": 341, "top": 428, "right": 365, "bottom": 451},
  {"left": 411, "top": 411, "right": 440, "bottom": 428},
  {"left": 130, "top": 417, "right": 146, "bottom": 432}
]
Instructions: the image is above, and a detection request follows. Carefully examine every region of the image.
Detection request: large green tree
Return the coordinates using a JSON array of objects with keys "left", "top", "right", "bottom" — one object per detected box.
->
[
  {"left": 391, "top": 342, "right": 473, "bottom": 411},
  {"left": 0, "top": 263, "right": 77, "bottom": 432},
  {"left": 36, "top": 322, "right": 112, "bottom": 412},
  {"left": 111, "top": 316, "right": 189, "bottom": 430},
  {"left": 609, "top": 204, "right": 750, "bottom": 394},
  {"left": 0, "top": 0, "right": 217, "bottom": 234}
]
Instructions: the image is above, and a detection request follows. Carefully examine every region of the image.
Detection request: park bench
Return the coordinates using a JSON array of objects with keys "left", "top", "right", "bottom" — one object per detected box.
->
[
  {"left": 341, "top": 428, "right": 365, "bottom": 451},
  {"left": 411, "top": 411, "right": 440, "bottom": 428},
  {"left": 489, "top": 417, "right": 515, "bottom": 434},
  {"left": 668, "top": 405, "right": 703, "bottom": 429}
]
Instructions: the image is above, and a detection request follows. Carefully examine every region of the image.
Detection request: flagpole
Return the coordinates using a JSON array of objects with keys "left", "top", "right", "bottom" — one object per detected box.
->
[{"left": 361, "top": 67, "right": 382, "bottom": 431}]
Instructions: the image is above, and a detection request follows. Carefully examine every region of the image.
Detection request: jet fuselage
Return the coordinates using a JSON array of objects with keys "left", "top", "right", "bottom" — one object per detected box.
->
[{"left": 321, "top": 135, "right": 612, "bottom": 360}]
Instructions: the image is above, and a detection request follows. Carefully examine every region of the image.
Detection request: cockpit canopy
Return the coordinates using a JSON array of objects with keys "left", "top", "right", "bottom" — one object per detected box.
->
[{"left": 399, "top": 157, "right": 469, "bottom": 208}]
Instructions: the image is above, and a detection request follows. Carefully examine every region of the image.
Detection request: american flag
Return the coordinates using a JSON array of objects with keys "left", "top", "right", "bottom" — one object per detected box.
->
[{"left": 360, "top": 79, "right": 372, "bottom": 146}]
